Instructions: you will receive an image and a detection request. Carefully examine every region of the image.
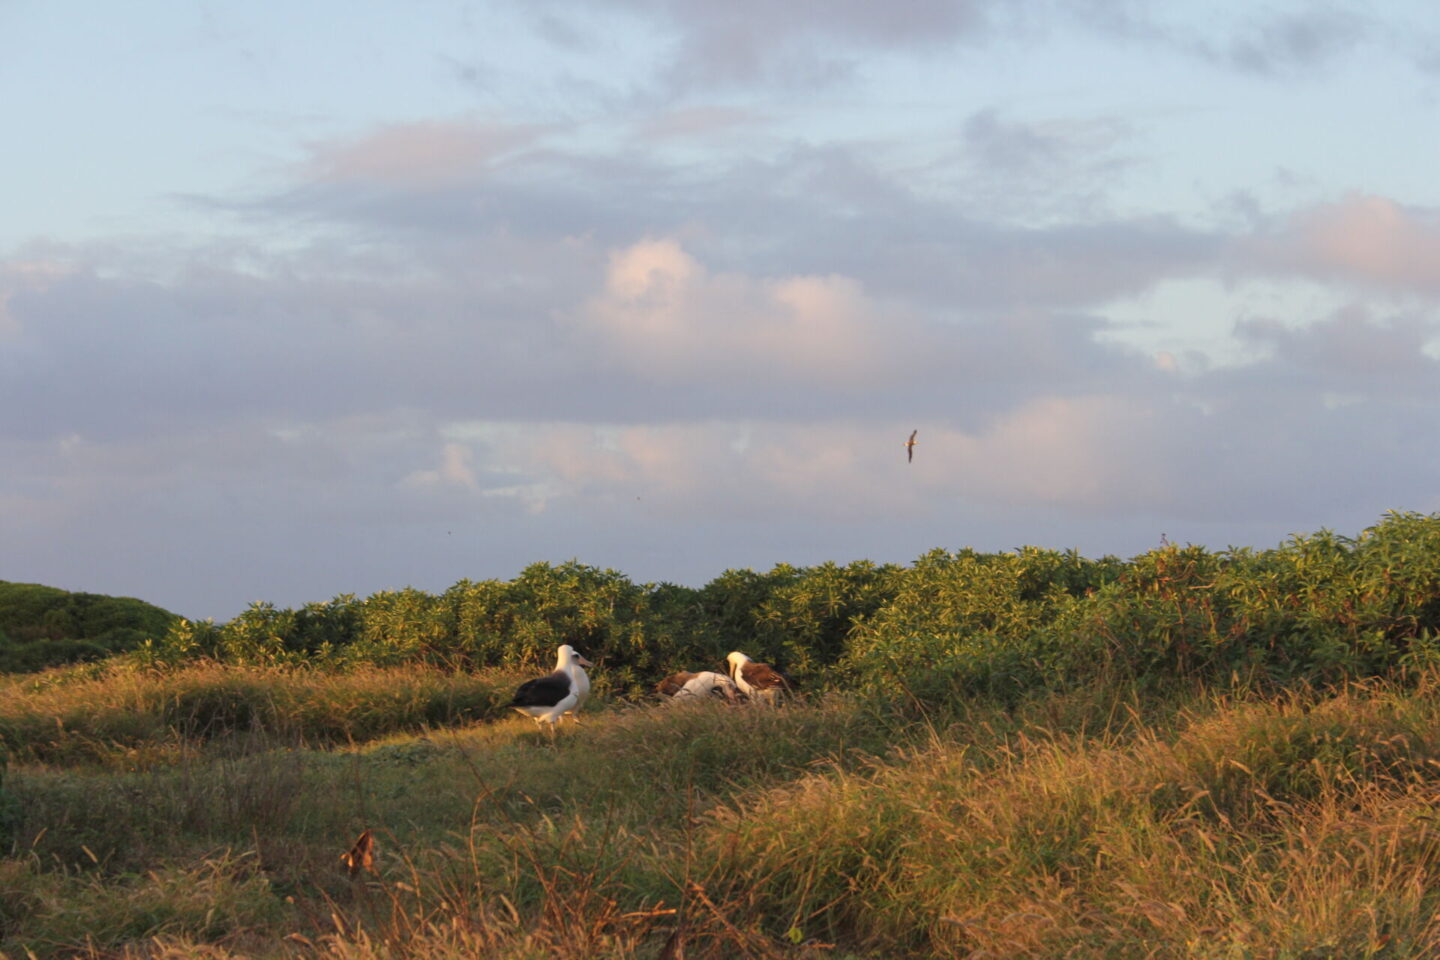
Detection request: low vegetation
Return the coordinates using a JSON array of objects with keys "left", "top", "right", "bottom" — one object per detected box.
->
[
  {"left": 3, "top": 511, "right": 1440, "bottom": 956},
  {"left": 0, "top": 661, "right": 514, "bottom": 768},
  {"left": 0, "top": 581, "right": 178, "bottom": 674},
  {"left": 131, "top": 511, "right": 1440, "bottom": 703}
]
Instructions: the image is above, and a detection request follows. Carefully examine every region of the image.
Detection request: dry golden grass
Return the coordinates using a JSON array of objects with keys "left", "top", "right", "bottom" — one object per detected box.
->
[
  {"left": 8, "top": 674, "right": 1440, "bottom": 958},
  {"left": 699, "top": 683, "right": 1440, "bottom": 958},
  {"left": 0, "top": 660, "right": 516, "bottom": 768}
]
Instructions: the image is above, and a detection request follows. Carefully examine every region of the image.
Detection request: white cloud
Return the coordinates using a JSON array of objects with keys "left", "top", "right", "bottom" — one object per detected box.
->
[
  {"left": 1219, "top": 5, "right": 1372, "bottom": 74},
  {"left": 402, "top": 442, "right": 481, "bottom": 491},
  {"left": 9, "top": 0, "right": 1440, "bottom": 625},
  {"left": 1255, "top": 194, "right": 1440, "bottom": 293},
  {"left": 633, "top": 106, "right": 767, "bottom": 141},
  {"left": 1233, "top": 304, "right": 1440, "bottom": 393},
  {"left": 0, "top": 290, "right": 16, "bottom": 340},
  {"left": 921, "top": 395, "right": 1184, "bottom": 510},
  {"left": 0, "top": 258, "right": 74, "bottom": 339},
  {"left": 305, "top": 120, "right": 547, "bottom": 187},
  {"left": 580, "top": 238, "right": 916, "bottom": 388},
  {"left": 551, "top": 0, "right": 998, "bottom": 90},
  {"left": 479, "top": 404, "right": 1184, "bottom": 521}
]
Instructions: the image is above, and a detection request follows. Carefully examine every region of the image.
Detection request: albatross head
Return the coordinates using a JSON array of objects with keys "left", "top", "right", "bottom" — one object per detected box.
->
[
  {"left": 725, "top": 651, "right": 751, "bottom": 676},
  {"left": 557, "top": 644, "right": 594, "bottom": 669}
]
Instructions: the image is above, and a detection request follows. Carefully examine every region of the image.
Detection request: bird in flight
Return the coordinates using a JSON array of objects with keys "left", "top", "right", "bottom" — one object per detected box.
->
[{"left": 905, "top": 429, "right": 918, "bottom": 463}]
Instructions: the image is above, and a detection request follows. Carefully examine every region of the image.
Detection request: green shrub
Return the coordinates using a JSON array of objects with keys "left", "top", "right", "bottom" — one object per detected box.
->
[
  {"left": 117, "top": 511, "right": 1440, "bottom": 712},
  {"left": 0, "top": 581, "right": 178, "bottom": 673},
  {"left": 840, "top": 512, "right": 1440, "bottom": 712}
]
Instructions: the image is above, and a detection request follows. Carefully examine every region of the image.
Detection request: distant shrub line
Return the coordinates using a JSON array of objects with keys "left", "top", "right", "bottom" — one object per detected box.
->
[
  {"left": 132, "top": 511, "right": 1440, "bottom": 704},
  {"left": 0, "top": 582, "right": 178, "bottom": 673}
]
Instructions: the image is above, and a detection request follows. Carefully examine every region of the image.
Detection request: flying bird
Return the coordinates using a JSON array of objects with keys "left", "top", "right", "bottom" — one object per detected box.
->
[
  {"left": 725, "top": 651, "right": 793, "bottom": 706},
  {"left": 508, "top": 644, "right": 594, "bottom": 728},
  {"left": 905, "top": 429, "right": 918, "bottom": 463}
]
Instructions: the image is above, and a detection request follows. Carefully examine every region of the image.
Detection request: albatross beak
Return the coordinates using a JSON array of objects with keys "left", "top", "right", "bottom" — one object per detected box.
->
[{"left": 576, "top": 654, "right": 594, "bottom": 668}]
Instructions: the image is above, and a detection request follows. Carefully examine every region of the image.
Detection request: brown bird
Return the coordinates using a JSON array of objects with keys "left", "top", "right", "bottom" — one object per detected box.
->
[
  {"left": 341, "top": 829, "right": 375, "bottom": 877},
  {"left": 658, "top": 926, "right": 687, "bottom": 959},
  {"left": 656, "top": 671, "right": 698, "bottom": 697},
  {"left": 905, "top": 429, "right": 918, "bottom": 463},
  {"left": 725, "top": 651, "right": 792, "bottom": 706}
]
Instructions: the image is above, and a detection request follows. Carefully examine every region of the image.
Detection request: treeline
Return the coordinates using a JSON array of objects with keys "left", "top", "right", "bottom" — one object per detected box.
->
[
  {"left": 138, "top": 511, "right": 1440, "bottom": 704},
  {"left": 0, "top": 582, "right": 178, "bottom": 673},
  {"left": 149, "top": 558, "right": 901, "bottom": 693}
]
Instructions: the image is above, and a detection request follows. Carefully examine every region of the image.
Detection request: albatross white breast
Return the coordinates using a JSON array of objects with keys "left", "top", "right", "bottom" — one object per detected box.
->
[
  {"left": 658, "top": 670, "right": 739, "bottom": 703},
  {"left": 565, "top": 647, "right": 592, "bottom": 723},
  {"left": 725, "top": 651, "right": 792, "bottom": 705},
  {"left": 509, "top": 644, "right": 594, "bottom": 727}
]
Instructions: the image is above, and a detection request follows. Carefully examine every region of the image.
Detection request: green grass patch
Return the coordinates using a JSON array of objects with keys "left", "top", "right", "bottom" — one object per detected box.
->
[{"left": 0, "top": 660, "right": 514, "bottom": 767}]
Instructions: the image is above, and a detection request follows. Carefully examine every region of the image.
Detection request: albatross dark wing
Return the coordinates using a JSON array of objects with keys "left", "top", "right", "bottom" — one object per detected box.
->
[{"left": 509, "top": 671, "right": 573, "bottom": 708}]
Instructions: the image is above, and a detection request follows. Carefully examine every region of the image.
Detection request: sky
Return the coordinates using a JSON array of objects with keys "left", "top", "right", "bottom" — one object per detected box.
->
[{"left": 4, "top": 1, "right": 1440, "bottom": 621}]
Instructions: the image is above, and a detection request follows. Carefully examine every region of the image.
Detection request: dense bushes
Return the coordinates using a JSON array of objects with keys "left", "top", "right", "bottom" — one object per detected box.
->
[
  {"left": 841, "top": 513, "right": 1440, "bottom": 712},
  {"left": 838, "top": 545, "right": 1123, "bottom": 706},
  {"left": 141, "top": 559, "right": 896, "bottom": 693},
  {"left": 18, "top": 512, "right": 1439, "bottom": 705},
  {"left": 0, "top": 582, "right": 178, "bottom": 673}
]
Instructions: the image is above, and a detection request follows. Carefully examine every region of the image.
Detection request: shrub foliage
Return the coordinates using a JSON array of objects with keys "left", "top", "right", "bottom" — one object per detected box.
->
[
  {"left": 0, "top": 581, "right": 178, "bottom": 673},
  {"left": 107, "top": 511, "right": 1440, "bottom": 703}
]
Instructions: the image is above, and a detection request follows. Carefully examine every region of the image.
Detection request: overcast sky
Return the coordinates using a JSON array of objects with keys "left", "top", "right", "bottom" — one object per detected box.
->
[{"left": 4, "top": 1, "right": 1440, "bottom": 620}]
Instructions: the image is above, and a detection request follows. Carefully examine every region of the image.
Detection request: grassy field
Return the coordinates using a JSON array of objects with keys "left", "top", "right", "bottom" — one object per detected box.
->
[{"left": 5, "top": 660, "right": 1440, "bottom": 958}]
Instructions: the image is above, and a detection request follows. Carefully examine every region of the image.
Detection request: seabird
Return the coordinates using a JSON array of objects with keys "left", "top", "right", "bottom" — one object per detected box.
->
[
  {"left": 565, "top": 646, "right": 592, "bottom": 723},
  {"left": 725, "top": 651, "right": 792, "bottom": 706},
  {"left": 341, "top": 829, "right": 375, "bottom": 878},
  {"left": 905, "top": 429, "right": 918, "bottom": 463},
  {"left": 658, "top": 670, "right": 739, "bottom": 703},
  {"left": 656, "top": 671, "right": 697, "bottom": 697},
  {"left": 509, "top": 644, "right": 593, "bottom": 727}
]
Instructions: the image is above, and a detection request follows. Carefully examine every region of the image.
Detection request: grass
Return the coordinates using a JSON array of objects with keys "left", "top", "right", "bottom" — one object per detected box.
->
[
  {"left": 6, "top": 664, "right": 1440, "bottom": 957},
  {"left": 0, "top": 852, "right": 286, "bottom": 954},
  {"left": 0, "top": 660, "right": 515, "bottom": 767},
  {"left": 700, "top": 682, "right": 1440, "bottom": 957}
]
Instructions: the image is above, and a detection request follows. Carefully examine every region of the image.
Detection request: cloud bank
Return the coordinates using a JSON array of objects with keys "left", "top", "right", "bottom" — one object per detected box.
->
[{"left": 3, "top": 0, "right": 1439, "bottom": 618}]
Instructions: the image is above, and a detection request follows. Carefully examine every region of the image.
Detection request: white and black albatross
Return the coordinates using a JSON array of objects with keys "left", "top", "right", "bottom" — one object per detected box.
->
[
  {"left": 508, "top": 644, "right": 594, "bottom": 727},
  {"left": 725, "top": 651, "right": 793, "bottom": 705},
  {"left": 565, "top": 645, "right": 592, "bottom": 722},
  {"left": 656, "top": 670, "right": 740, "bottom": 703},
  {"left": 656, "top": 671, "right": 697, "bottom": 698}
]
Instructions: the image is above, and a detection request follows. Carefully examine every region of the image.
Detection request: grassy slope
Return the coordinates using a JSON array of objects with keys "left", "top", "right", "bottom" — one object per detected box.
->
[{"left": 5, "top": 664, "right": 1440, "bottom": 958}]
